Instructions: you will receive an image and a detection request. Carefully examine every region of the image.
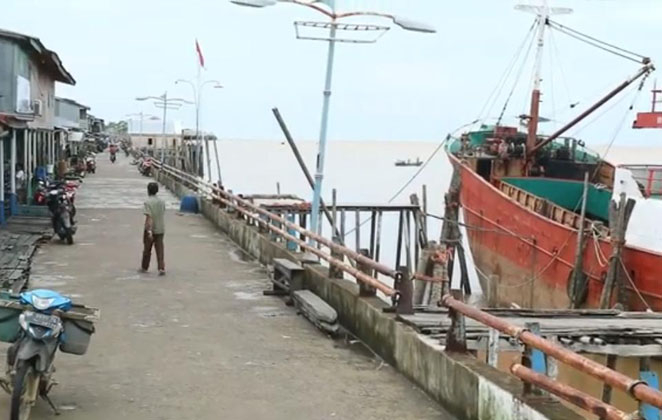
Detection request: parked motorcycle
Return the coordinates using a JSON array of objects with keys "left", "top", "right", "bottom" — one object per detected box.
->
[
  {"left": 139, "top": 158, "right": 152, "bottom": 177},
  {"left": 0, "top": 289, "right": 97, "bottom": 420},
  {"left": 47, "top": 188, "right": 76, "bottom": 244}
]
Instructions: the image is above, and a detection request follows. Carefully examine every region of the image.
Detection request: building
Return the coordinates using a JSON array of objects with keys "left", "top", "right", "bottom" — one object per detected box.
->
[
  {"left": 129, "top": 133, "right": 182, "bottom": 151},
  {"left": 55, "top": 96, "right": 89, "bottom": 130},
  {"left": 129, "top": 130, "right": 217, "bottom": 151},
  {"left": 0, "top": 28, "right": 76, "bottom": 223}
]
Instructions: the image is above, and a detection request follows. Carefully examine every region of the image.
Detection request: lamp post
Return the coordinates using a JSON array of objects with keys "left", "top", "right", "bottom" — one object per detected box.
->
[
  {"left": 136, "top": 93, "right": 192, "bottom": 161},
  {"left": 230, "top": 0, "right": 435, "bottom": 242},
  {"left": 175, "top": 79, "right": 223, "bottom": 181}
]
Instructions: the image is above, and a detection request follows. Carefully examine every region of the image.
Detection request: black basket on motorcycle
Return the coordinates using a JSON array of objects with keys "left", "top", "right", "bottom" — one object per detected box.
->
[{"left": 60, "top": 318, "right": 95, "bottom": 355}]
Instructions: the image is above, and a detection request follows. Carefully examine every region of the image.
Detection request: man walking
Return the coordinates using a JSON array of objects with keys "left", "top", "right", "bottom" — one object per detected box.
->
[{"left": 140, "top": 182, "right": 166, "bottom": 275}]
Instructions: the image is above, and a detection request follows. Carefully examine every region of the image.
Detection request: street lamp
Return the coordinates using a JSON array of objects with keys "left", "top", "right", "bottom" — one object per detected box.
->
[
  {"left": 175, "top": 79, "right": 223, "bottom": 181},
  {"left": 230, "top": 0, "right": 436, "bottom": 243},
  {"left": 136, "top": 93, "right": 193, "bottom": 161}
]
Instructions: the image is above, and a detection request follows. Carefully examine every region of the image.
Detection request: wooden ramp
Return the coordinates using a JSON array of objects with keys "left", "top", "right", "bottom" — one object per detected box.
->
[
  {"left": 0, "top": 216, "right": 52, "bottom": 292},
  {"left": 399, "top": 307, "right": 662, "bottom": 357}
]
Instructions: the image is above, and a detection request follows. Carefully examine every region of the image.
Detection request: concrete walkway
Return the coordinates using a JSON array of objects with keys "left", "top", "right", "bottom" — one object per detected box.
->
[{"left": 0, "top": 153, "right": 454, "bottom": 419}]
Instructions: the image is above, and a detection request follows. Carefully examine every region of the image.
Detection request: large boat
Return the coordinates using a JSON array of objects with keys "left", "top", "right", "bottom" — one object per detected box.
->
[{"left": 447, "top": 3, "right": 661, "bottom": 310}]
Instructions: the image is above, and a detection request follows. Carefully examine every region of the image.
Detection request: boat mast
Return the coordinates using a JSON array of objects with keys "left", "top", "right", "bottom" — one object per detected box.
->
[
  {"left": 526, "top": 4, "right": 547, "bottom": 158},
  {"left": 516, "top": 1, "right": 572, "bottom": 160}
]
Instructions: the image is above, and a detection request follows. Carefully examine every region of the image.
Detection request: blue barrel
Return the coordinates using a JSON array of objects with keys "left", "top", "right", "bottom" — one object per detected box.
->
[{"left": 180, "top": 195, "right": 199, "bottom": 213}]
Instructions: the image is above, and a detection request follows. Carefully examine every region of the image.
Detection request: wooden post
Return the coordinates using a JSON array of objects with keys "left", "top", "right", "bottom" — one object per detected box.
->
[
  {"left": 299, "top": 213, "right": 307, "bottom": 242},
  {"left": 600, "top": 192, "right": 635, "bottom": 309},
  {"left": 369, "top": 210, "right": 377, "bottom": 263},
  {"left": 546, "top": 336, "right": 559, "bottom": 380},
  {"left": 396, "top": 265, "right": 414, "bottom": 315},
  {"left": 405, "top": 210, "right": 413, "bottom": 274},
  {"left": 601, "top": 354, "right": 618, "bottom": 405},
  {"left": 374, "top": 211, "right": 383, "bottom": 264},
  {"left": 414, "top": 245, "right": 432, "bottom": 306},
  {"left": 357, "top": 249, "right": 376, "bottom": 297},
  {"left": 570, "top": 172, "right": 589, "bottom": 308},
  {"left": 487, "top": 327, "right": 499, "bottom": 368},
  {"left": 395, "top": 210, "right": 404, "bottom": 270},
  {"left": 340, "top": 210, "right": 346, "bottom": 243},
  {"left": 329, "top": 236, "right": 344, "bottom": 279}
]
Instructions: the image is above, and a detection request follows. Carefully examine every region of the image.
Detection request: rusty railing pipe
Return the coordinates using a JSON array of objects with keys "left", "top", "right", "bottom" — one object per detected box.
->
[
  {"left": 442, "top": 294, "right": 662, "bottom": 409},
  {"left": 216, "top": 193, "right": 395, "bottom": 296},
  {"left": 155, "top": 162, "right": 401, "bottom": 280},
  {"left": 510, "top": 364, "right": 629, "bottom": 420}
]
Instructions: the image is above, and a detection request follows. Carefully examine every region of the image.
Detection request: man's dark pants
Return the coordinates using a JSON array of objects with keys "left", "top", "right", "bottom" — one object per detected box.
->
[{"left": 142, "top": 231, "right": 165, "bottom": 271}]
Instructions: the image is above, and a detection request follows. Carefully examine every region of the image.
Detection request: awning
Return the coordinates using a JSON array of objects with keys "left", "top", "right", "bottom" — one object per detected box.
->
[{"left": 0, "top": 114, "right": 29, "bottom": 129}]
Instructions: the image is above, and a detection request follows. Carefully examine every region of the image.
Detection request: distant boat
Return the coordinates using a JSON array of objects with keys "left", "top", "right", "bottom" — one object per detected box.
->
[{"left": 395, "top": 158, "right": 423, "bottom": 167}]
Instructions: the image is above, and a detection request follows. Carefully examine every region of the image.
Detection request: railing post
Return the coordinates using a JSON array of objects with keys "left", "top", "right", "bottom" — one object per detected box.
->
[
  {"left": 639, "top": 357, "right": 661, "bottom": 420},
  {"left": 329, "top": 236, "right": 344, "bottom": 279},
  {"left": 286, "top": 213, "right": 297, "bottom": 251},
  {"left": 357, "top": 249, "right": 376, "bottom": 296},
  {"left": 523, "top": 322, "right": 546, "bottom": 395},
  {"left": 445, "top": 290, "right": 466, "bottom": 352},
  {"left": 395, "top": 265, "right": 413, "bottom": 315},
  {"left": 487, "top": 327, "right": 499, "bottom": 368}
]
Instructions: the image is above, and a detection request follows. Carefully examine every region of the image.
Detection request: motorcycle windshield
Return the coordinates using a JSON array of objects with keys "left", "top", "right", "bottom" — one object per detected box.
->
[{"left": 20, "top": 289, "right": 72, "bottom": 312}]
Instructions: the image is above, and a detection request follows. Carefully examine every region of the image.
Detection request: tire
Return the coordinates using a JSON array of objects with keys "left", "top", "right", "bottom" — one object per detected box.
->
[{"left": 10, "top": 361, "right": 39, "bottom": 420}]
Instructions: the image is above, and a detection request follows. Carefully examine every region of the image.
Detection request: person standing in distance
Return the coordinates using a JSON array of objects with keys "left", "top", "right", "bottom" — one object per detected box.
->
[{"left": 140, "top": 182, "right": 166, "bottom": 275}]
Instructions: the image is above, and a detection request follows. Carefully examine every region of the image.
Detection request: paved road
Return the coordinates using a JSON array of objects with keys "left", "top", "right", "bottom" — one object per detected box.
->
[{"left": 0, "top": 153, "right": 454, "bottom": 419}]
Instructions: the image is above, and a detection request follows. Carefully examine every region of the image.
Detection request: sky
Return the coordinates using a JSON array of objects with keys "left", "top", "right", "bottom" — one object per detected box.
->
[{"left": 2, "top": 0, "right": 661, "bottom": 146}]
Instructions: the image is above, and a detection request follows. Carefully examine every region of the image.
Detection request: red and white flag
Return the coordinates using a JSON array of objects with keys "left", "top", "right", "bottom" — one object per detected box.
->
[{"left": 195, "top": 39, "right": 205, "bottom": 69}]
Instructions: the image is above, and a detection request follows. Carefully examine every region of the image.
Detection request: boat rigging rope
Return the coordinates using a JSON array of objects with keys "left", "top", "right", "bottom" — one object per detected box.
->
[
  {"left": 549, "top": 29, "right": 574, "bottom": 114},
  {"left": 547, "top": 20, "right": 647, "bottom": 64},
  {"left": 619, "top": 257, "right": 652, "bottom": 312},
  {"left": 496, "top": 24, "right": 537, "bottom": 126},
  {"left": 476, "top": 20, "right": 537, "bottom": 124},
  {"left": 342, "top": 120, "right": 478, "bottom": 239},
  {"left": 592, "top": 227, "right": 609, "bottom": 268}
]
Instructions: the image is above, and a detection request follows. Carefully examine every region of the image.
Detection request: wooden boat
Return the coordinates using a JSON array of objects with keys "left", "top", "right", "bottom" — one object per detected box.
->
[
  {"left": 447, "top": 4, "right": 659, "bottom": 310},
  {"left": 395, "top": 158, "right": 423, "bottom": 167}
]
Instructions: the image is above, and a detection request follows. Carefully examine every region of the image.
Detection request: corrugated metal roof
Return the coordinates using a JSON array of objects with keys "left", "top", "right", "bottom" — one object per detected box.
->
[
  {"left": 0, "top": 27, "right": 75, "bottom": 85},
  {"left": 55, "top": 96, "right": 89, "bottom": 110}
]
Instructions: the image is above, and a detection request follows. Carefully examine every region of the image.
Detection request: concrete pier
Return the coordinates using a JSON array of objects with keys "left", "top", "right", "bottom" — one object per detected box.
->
[{"left": 0, "top": 153, "right": 452, "bottom": 419}]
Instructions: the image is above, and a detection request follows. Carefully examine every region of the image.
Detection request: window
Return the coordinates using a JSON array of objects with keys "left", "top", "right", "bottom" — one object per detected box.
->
[{"left": 148, "top": 138, "right": 153, "bottom": 146}]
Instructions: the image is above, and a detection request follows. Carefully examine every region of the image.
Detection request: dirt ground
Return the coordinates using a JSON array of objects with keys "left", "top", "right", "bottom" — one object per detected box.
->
[{"left": 0, "top": 155, "right": 455, "bottom": 419}]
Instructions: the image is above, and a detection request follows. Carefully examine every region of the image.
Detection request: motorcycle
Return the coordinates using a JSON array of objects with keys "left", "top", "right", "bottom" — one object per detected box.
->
[
  {"left": 33, "top": 181, "right": 48, "bottom": 206},
  {"left": 0, "top": 289, "right": 97, "bottom": 420},
  {"left": 139, "top": 158, "right": 152, "bottom": 177},
  {"left": 47, "top": 189, "right": 76, "bottom": 245},
  {"left": 85, "top": 156, "right": 96, "bottom": 174}
]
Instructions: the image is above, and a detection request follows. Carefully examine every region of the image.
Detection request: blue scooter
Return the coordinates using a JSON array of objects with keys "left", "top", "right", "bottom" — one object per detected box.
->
[{"left": 2, "top": 290, "right": 73, "bottom": 419}]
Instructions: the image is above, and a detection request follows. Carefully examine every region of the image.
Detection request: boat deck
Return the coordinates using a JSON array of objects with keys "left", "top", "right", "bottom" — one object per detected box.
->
[{"left": 399, "top": 307, "right": 662, "bottom": 357}]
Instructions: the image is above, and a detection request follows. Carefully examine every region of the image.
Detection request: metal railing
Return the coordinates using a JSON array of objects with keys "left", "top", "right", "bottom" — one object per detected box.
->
[
  {"left": 621, "top": 164, "right": 662, "bottom": 197},
  {"left": 442, "top": 294, "right": 662, "bottom": 418},
  {"left": 151, "top": 160, "right": 414, "bottom": 313},
  {"left": 148, "top": 160, "right": 661, "bottom": 417}
]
